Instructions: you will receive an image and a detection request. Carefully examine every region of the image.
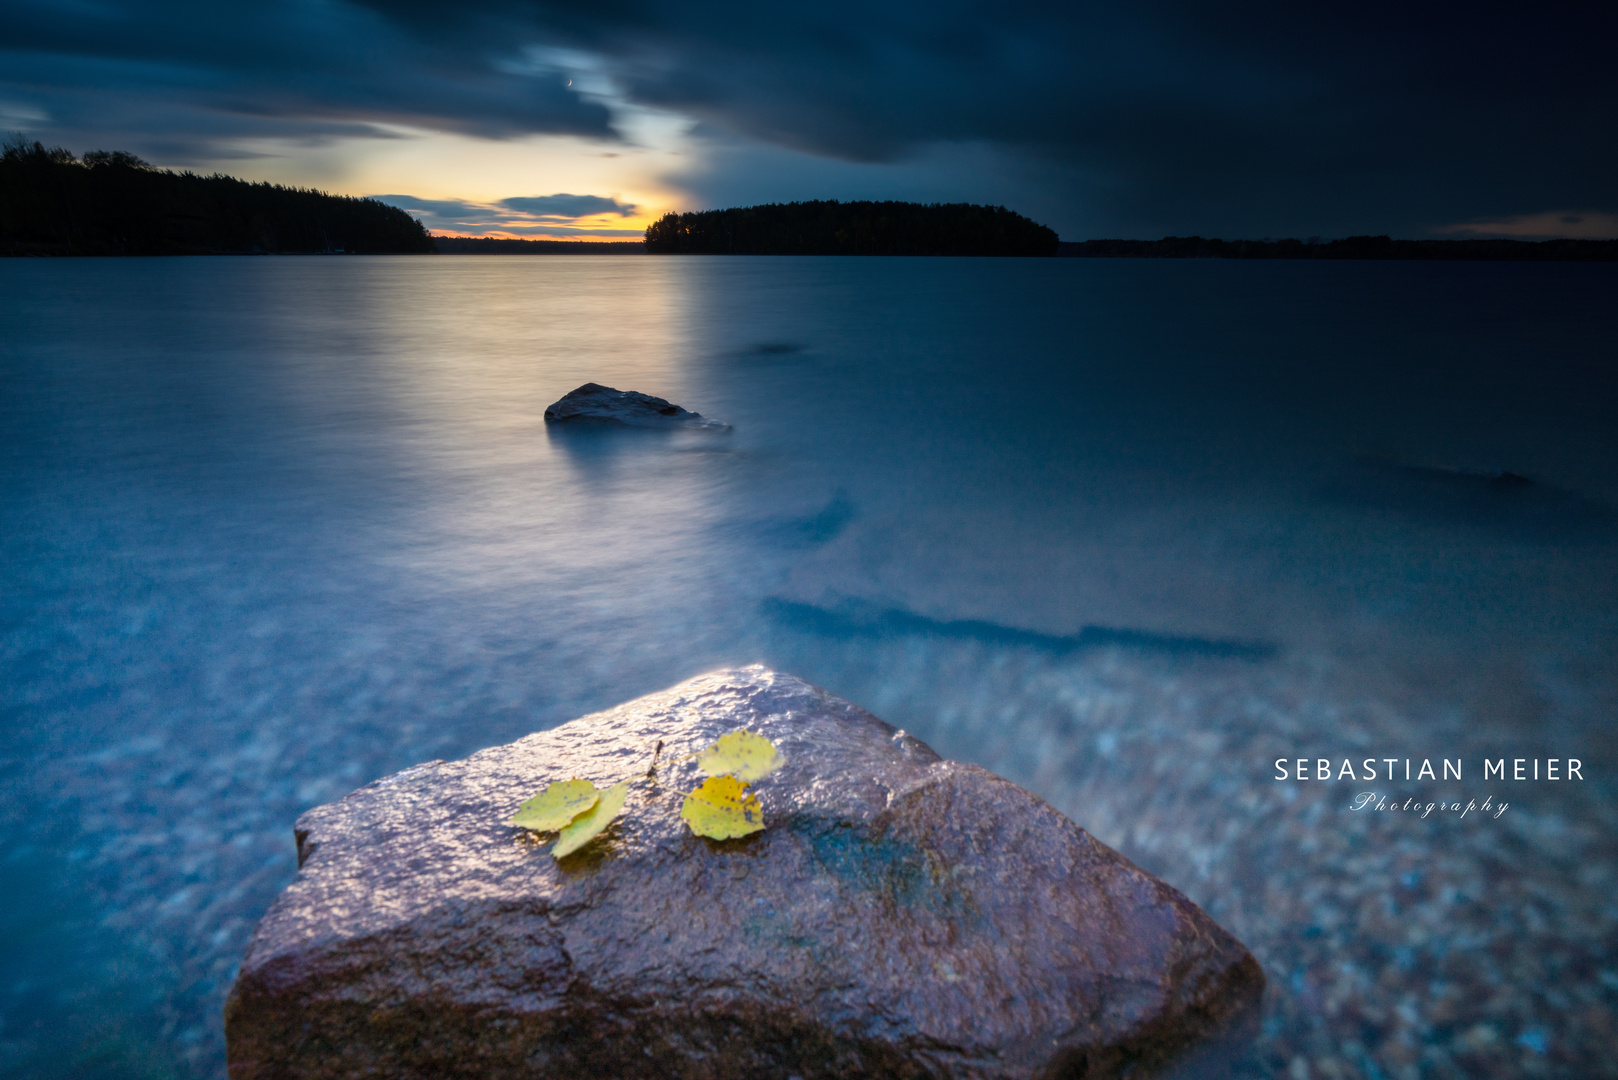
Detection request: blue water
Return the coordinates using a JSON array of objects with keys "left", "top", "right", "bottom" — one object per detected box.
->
[{"left": 2, "top": 256, "right": 1615, "bottom": 1078}]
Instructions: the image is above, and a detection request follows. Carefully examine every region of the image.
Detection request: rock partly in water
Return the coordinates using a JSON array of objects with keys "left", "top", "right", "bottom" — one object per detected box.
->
[
  {"left": 542, "top": 382, "right": 728, "bottom": 429},
  {"left": 225, "top": 667, "right": 1263, "bottom": 1079}
]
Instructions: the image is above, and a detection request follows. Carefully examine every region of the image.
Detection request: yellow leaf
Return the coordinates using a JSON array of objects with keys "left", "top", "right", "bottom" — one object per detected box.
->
[
  {"left": 695, "top": 730, "right": 784, "bottom": 783},
  {"left": 552, "top": 781, "right": 630, "bottom": 859},
  {"left": 509, "top": 779, "right": 599, "bottom": 832},
  {"left": 680, "top": 774, "right": 765, "bottom": 840}
]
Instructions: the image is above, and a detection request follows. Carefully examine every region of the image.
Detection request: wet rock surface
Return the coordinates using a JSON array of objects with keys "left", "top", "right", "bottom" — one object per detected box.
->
[
  {"left": 542, "top": 382, "right": 728, "bottom": 429},
  {"left": 225, "top": 667, "right": 1262, "bottom": 1079}
]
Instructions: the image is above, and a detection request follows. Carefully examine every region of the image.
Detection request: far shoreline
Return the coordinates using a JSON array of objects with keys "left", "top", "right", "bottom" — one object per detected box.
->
[
  {"left": 6, "top": 236, "right": 1616, "bottom": 261},
  {"left": 424, "top": 235, "right": 1618, "bottom": 261}
]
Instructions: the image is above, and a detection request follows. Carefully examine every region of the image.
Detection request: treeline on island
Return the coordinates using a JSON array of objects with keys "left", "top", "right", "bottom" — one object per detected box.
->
[
  {"left": 1059, "top": 236, "right": 1618, "bottom": 261},
  {"left": 644, "top": 201, "right": 1060, "bottom": 256},
  {"left": 1, "top": 137, "right": 433, "bottom": 256}
]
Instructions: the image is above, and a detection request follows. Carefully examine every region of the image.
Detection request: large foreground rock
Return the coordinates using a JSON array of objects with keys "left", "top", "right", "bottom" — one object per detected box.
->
[
  {"left": 543, "top": 382, "right": 728, "bottom": 429},
  {"left": 226, "top": 667, "right": 1263, "bottom": 1079}
]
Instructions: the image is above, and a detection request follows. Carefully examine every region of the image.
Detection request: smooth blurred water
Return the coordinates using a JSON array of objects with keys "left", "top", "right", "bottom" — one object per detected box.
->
[{"left": 2, "top": 255, "right": 1615, "bottom": 1079}]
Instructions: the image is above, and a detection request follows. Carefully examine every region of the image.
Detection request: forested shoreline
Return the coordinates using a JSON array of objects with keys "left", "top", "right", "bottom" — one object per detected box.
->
[
  {"left": 644, "top": 201, "right": 1060, "bottom": 255},
  {"left": 1, "top": 138, "right": 433, "bottom": 256},
  {"left": 1058, "top": 236, "right": 1618, "bottom": 261}
]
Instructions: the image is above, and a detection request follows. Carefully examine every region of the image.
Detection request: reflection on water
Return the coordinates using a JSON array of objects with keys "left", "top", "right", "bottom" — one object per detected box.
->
[{"left": 2, "top": 255, "right": 1615, "bottom": 1078}]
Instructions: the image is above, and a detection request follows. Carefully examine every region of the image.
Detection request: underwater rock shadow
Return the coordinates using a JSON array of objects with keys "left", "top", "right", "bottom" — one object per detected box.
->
[
  {"left": 797, "top": 492, "right": 855, "bottom": 544},
  {"left": 769, "top": 491, "right": 856, "bottom": 548},
  {"left": 717, "top": 491, "right": 858, "bottom": 551},
  {"left": 763, "top": 598, "right": 1277, "bottom": 661},
  {"left": 1318, "top": 458, "right": 1614, "bottom": 539}
]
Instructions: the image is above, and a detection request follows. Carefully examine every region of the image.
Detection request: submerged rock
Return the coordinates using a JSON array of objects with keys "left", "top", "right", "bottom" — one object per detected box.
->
[
  {"left": 1322, "top": 456, "right": 1612, "bottom": 536},
  {"left": 543, "top": 382, "right": 728, "bottom": 429},
  {"left": 225, "top": 667, "right": 1262, "bottom": 1079}
]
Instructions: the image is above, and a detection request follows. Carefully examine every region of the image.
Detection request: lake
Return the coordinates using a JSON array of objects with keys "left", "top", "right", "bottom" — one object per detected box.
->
[{"left": 2, "top": 255, "right": 1615, "bottom": 1079}]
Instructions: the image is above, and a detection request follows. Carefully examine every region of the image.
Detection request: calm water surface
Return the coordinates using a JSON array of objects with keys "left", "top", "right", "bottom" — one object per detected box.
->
[{"left": 2, "top": 256, "right": 1615, "bottom": 1078}]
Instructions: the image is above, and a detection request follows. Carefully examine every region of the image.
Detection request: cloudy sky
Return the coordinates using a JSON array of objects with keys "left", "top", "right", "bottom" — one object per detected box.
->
[{"left": 3, "top": 0, "right": 1614, "bottom": 240}]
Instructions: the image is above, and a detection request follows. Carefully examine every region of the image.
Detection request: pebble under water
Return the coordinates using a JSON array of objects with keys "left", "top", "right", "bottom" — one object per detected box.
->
[{"left": 2, "top": 255, "right": 1615, "bottom": 1079}]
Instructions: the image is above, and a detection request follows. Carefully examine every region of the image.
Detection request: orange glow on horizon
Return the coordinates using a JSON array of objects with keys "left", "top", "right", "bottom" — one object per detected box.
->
[
  {"left": 431, "top": 228, "right": 648, "bottom": 242},
  {"left": 413, "top": 206, "right": 665, "bottom": 242}
]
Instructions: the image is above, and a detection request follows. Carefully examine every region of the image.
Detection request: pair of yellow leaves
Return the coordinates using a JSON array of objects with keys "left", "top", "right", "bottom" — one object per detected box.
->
[
  {"left": 509, "top": 729, "right": 784, "bottom": 859},
  {"left": 679, "top": 726, "right": 784, "bottom": 840},
  {"left": 509, "top": 778, "right": 631, "bottom": 859}
]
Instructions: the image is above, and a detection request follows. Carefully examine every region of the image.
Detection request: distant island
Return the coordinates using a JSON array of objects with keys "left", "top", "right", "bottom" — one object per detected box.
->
[
  {"left": 643, "top": 201, "right": 1060, "bottom": 256},
  {"left": 1, "top": 138, "right": 432, "bottom": 256},
  {"left": 1058, "top": 236, "right": 1618, "bottom": 261},
  {"left": 438, "top": 231, "right": 1616, "bottom": 261}
]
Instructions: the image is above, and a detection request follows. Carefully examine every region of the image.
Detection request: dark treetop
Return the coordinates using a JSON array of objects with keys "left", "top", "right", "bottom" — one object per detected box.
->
[
  {"left": 0, "top": 138, "right": 434, "bottom": 256},
  {"left": 644, "top": 200, "right": 1060, "bottom": 256}
]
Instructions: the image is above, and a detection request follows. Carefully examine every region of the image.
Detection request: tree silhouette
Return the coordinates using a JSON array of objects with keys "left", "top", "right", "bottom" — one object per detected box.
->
[
  {"left": 645, "top": 200, "right": 1059, "bottom": 256},
  {"left": 2, "top": 136, "right": 433, "bottom": 256}
]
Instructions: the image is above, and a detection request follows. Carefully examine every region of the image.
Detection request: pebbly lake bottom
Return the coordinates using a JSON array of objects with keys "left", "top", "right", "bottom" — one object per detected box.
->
[{"left": 2, "top": 255, "right": 1616, "bottom": 1079}]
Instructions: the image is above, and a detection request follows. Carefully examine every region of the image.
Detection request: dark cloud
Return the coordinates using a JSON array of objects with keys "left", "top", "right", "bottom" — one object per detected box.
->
[
  {"left": 498, "top": 193, "right": 637, "bottom": 218},
  {"left": 491, "top": 223, "right": 644, "bottom": 236},
  {"left": 370, "top": 194, "right": 488, "bottom": 221},
  {"left": 357, "top": 0, "right": 1618, "bottom": 235},
  {"left": 0, "top": 0, "right": 613, "bottom": 163},
  {"left": 371, "top": 192, "right": 644, "bottom": 235},
  {"left": 4, "top": 0, "right": 1614, "bottom": 235}
]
